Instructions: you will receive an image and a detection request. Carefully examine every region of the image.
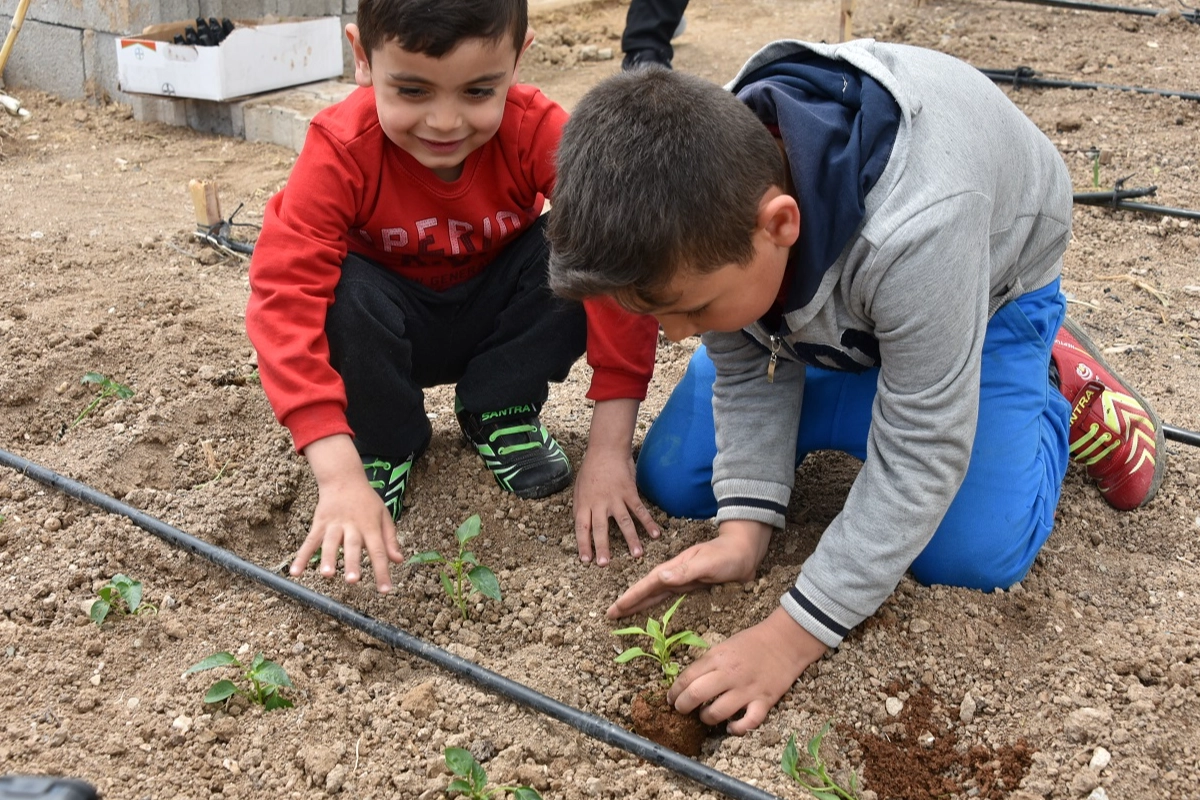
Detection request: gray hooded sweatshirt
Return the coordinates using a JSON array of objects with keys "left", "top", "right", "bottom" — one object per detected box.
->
[{"left": 706, "top": 40, "right": 1072, "bottom": 648}]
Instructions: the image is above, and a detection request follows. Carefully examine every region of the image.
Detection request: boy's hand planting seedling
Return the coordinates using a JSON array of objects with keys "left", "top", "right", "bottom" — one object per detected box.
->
[
  {"left": 185, "top": 651, "right": 294, "bottom": 711},
  {"left": 90, "top": 573, "right": 157, "bottom": 627},
  {"left": 613, "top": 594, "right": 708, "bottom": 687},
  {"left": 406, "top": 514, "right": 500, "bottom": 620},
  {"left": 72, "top": 372, "right": 134, "bottom": 428},
  {"left": 443, "top": 747, "right": 542, "bottom": 800},
  {"left": 781, "top": 722, "right": 860, "bottom": 800}
]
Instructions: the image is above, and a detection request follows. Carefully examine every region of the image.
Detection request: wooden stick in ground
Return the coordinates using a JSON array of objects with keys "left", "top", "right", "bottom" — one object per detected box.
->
[
  {"left": 0, "top": 0, "right": 34, "bottom": 80},
  {"left": 839, "top": 0, "right": 856, "bottom": 42}
]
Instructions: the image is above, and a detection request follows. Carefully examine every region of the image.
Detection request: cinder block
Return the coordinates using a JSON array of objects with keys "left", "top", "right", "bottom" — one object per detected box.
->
[
  {"left": 242, "top": 80, "right": 353, "bottom": 151},
  {"left": 0, "top": 16, "right": 85, "bottom": 98},
  {"left": 129, "top": 94, "right": 190, "bottom": 127},
  {"left": 185, "top": 97, "right": 246, "bottom": 138},
  {"left": 2, "top": 0, "right": 200, "bottom": 35},
  {"left": 343, "top": 0, "right": 357, "bottom": 13},
  {"left": 82, "top": 30, "right": 134, "bottom": 103},
  {"left": 274, "top": 0, "right": 341, "bottom": 16}
]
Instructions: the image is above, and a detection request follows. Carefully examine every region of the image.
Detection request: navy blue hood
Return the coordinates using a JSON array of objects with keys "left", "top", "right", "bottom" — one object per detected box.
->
[{"left": 734, "top": 51, "right": 901, "bottom": 314}]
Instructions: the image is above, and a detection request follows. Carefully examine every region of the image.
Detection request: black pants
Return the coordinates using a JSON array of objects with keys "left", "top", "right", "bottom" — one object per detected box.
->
[
  {"left": 622, "top": 0, "right": 689, "bottom": 62},
  {"left": 325, "top": 217, "right": 587, "bottom": 459}
]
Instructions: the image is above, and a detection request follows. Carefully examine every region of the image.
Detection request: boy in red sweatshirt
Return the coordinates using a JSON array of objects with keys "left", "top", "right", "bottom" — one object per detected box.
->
[{"left": 246, "top": 0, "right": 659, "bottom": 593}]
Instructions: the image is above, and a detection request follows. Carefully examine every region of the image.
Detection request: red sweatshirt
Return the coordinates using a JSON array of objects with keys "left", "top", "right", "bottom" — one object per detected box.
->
[{"left": 246, "top": 84, "right": 658, "bottom": 452}]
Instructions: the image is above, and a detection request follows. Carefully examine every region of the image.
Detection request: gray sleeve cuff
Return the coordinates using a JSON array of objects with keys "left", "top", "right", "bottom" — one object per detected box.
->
[{"left": 712, "top": 478, "right": 791, "bottom": 530}]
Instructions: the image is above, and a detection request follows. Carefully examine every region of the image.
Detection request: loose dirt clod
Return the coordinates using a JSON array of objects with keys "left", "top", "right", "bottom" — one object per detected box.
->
[{"left": 630, "top": 690, "right": 710, "bottom": 757}]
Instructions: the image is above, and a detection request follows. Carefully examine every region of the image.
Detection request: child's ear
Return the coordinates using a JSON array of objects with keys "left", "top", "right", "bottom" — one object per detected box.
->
[
  {"left": 759, "top": 188, "right": 801, "bottom": 248},
  {"left": 513, "top": 27, "right": 536, "bottom": 81},
  {"left": 345, "top": 24, "right": 374, "bottom": 88}
]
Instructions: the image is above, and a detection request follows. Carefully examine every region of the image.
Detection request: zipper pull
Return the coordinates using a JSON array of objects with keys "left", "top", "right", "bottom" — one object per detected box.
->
[{"left": 767, "top": 336, "right": 781, "bottom": 383}]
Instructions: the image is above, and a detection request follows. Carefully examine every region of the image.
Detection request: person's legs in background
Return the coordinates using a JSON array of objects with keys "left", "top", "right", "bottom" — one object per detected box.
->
[{"left": 622, "top": 0, "right": 690, "bottom": 70}]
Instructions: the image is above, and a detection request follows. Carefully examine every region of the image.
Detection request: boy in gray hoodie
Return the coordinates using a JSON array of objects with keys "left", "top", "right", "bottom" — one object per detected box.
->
[{"left": 547, "top": 40, "right": 1166, "bottom": 733}]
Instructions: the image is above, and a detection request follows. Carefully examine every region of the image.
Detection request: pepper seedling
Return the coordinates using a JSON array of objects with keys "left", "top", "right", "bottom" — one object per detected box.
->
[
  {"left": 406, "top": 514, "right": 500, "bottom": 620},
  {"left": 613, "top": 594, "right": 708, "bottom": 687},
  {"left": 90, "top": 573, "right": 157, "bottom": 627},
  {"left": 443, "top": 747, "right": 542, "bottom": 800},
  {"left": 72, "top": 372, "right": 134, "bottom": 427},
  {"left": 782, "top": 722, "right": 861, "bottom": 800},
  {"left": 185, "top": 651, "right": 294, "bottom": 711}
]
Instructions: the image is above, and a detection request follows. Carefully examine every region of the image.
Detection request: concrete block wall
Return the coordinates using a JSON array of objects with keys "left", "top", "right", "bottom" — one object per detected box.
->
[{"left": 0, "top": 0, "right": 355, "bottom": 102}]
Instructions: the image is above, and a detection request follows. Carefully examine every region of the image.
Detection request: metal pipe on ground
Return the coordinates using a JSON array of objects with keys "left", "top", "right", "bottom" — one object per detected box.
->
[
  {"left": 991, "top": 0, "right": 1200, "bottom": 23},
  {"left": 978, "top": 66, "right": 1200, "bottom": 102},
  {"left": 0, "top": 446, "right": 782, "bottom": 800}
]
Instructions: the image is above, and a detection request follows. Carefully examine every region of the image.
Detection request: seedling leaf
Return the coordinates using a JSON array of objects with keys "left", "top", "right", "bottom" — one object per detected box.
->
[
  {"left": 439, "top": 571, "right": 455, "bottom": 599},
  {"left": 467, "top": 565, "right": 500, "bottom": 601},
  {"left": 116, "top": 578, "right": 143, "bottom": 612},
  {"left": 81, "top": 372, "right": 106, "bottom": 385},
  {"left": 512, "top": 788, "right": 543, "bottom": 800},
  {"left": 89, "top": 598, "right": 111, "bottom": 626},
  {"left": 782, "top": 734, "right": 800, "bottom": 781},
  {"left": 186, "top": 651, "right": 239, "bottom": 674},
  {"left": 252, "top": 658, "right": 293, "bottom": 688},
  {"left": 666, "top": 630, "right": 709, "bottom": 649},
  {"left": 645, "top": 616, "right": 662, "bottom": 641},
  {"left": 263, "top": 693, "right": 294, "bottom": 711},
  {"left": 454, "top": 514, "right": 481, "bottom": 546},
  {"left": 612, "top": 625, "right": 648, "bottom": 637},
  {"left": 204, "top": 680, "right": 238, "bottom": 703},
  {"left": 446, "top": 778, "right": 472, "bottom": 794},
  {"left": 469, "top": 761, "right": 487, "bottom": 793},
  {"left": 444, "top": 747, "right": 475, "bottom": 777},
  {"left": 405, "top": 551, "right": 443, "bottom": 565},
  {"left": 660, "top": 594, "right": 686, "bottom": 629},
  {"left": 614, "top": 647, "right": 649, "bottom": 663}
]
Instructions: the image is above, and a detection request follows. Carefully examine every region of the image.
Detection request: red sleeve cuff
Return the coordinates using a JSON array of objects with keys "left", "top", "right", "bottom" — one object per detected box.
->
[{"left": 282, "top": 401, "right": 354, "bottom": 453}]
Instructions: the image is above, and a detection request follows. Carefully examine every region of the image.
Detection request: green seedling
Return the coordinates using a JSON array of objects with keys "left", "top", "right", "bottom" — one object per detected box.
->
[
  {"left": 781, "top": 722, "right": 861, "bottom": 800},
  {"left": 185, "top": 651, "right": 294, "bottom": 711},
  {"left": 406, "top": 514, "right": 500, "bottom": 621},
  {"left": 90, "top": 573, "right": 157, "bottom": 626},
  {"left": 613, "top": 594, "right": 708, "bottom": 687},
  {"left": 443, "top": 747, "right": 542, "bottom": 800},
  {"left": 72, "top": 372, "right": 134, "bottom": 427}
]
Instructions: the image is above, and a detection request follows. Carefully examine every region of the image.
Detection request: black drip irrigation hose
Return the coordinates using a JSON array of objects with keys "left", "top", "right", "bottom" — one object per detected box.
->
[
  {"left": 1166, "top": 424, "right": 1200, "bottom": 447},
  {"left": 992, "top": 0, "right": 1200, "bottom": 23},
  {"left": 0, "top": 447, "right": 782, "bottom": 800},
  {"left": 978, "top": 66, "right": 1200, "bottom": 103}
]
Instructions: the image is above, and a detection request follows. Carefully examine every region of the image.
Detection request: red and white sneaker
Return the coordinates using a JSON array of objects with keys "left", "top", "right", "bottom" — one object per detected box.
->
[{"left": 1052, "top": 317, "right": 1165, "bottom": 510}]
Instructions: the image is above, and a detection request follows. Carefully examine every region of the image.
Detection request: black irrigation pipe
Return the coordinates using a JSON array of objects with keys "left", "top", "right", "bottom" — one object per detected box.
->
[
  {"left": 0, "top": 447, "right": 782, "bottom": 800},
  {"left": 1074, "top": 183, "right": 1200, "bottom": 220},
  {"left": 979, "top": 66, "right": 1200, "bottom": 102},
  {"left": 1166, "top": 424, "right": 1200, "bottom": 447},
  {"left": 992, "top": 0, "right": 1200, "bottom": 23}
]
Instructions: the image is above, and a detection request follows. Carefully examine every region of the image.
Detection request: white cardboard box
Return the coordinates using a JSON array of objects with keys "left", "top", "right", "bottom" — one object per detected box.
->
[{"left": 116, "top": 17, "right": 344, "bottom": 102}]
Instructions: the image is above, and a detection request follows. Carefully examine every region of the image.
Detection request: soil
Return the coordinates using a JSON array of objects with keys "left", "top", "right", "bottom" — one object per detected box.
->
[
  {"left": 630, "top": 690, "right": 710, "bottom": 758},
  {"left": 2, "top": 0, "right": 1200, "bottom": 798}
]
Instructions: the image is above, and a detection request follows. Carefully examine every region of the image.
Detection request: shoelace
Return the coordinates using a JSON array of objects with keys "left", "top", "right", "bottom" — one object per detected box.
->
[{"left": 487, "top": 423, "right": 542, "bottom": 456}]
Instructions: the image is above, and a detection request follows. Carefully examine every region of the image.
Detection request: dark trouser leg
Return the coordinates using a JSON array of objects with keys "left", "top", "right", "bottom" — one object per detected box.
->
[
  {"left": 622, "top": 0, "right": 689, "bottom": 64},
  {"left": 455, "top": 216, "right": 587, "bottom": 416},
  {"left": 325, "top": 254, "right": 437, "bottom": 459}
]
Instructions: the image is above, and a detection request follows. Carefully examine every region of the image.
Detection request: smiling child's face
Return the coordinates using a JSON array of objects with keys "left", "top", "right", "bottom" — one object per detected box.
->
[{"left": 347, "top": 27, "right": 528, "bottom": 182}]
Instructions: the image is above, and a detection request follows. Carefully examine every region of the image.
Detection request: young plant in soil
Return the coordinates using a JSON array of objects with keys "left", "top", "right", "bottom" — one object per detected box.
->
[
  {"left": 185, "top": 651, "right": 294, "bottom": 711},
  {"left": 782, "top": 722, "right": 861, "bottom": 800},
  {"left": 614, "top": 594, "right": 708, "bottom": 686},
  {"left": 443, "top": 747, "right": 542, "bottom": 800},
  {"left": 90, "top": 573, "right": 157, "bottom": 627},
  {"left": 613, "top": 595, "right": 711, "bottom": 756},
  {"left": 406, "top": 513, "right": 500, "bottom": 620},
  {"left": 72, "top": 372, "right": 134, "bottom": 427}
]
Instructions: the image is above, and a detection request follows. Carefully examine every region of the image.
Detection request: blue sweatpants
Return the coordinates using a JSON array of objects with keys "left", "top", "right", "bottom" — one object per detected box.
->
[{"left": 636, "top": 279, "right": 1072, "bottom": 590}]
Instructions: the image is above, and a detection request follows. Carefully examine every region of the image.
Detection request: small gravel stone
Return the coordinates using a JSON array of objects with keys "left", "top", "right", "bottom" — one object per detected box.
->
[
  {"left": 909, "top": 618, "right": 931, "bottom": 633},
  {"left": 1090, "top": 746, "right": 1112, "bottom": 770},
  {"left": 1064, "top": 707, "right": 1112, "bottom": 743},
  {"left": 1087, "top": 789, "right": 1110, "bottom": 800},
  {"left": 325, "top": 763, "right": 347, "bottom": 793},
  {"left": 171, "top": 715, "right": 193, "bottom": 734},
  {"left": 959, "top": 692, "right": 977, "bottom": 724},
  {"left": 885, "top": 697, "right": 904, "bottom": 717}
]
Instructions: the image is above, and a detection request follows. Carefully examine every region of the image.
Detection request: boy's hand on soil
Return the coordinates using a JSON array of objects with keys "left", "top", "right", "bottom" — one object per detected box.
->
[
  {"left": 606, "top": 520, "right": 771, "bottom": 619},
  {"left": 295, "top": 435, "right": 405, "bottom": 593},
  {"left": 668, "top": 607, "right": 828, "bottom": 735},
  {"left": 574, "top": 444, "right": 660, "bottom": 565}
]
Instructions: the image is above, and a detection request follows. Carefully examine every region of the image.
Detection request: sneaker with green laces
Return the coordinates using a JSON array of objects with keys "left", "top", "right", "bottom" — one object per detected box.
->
[
  {"left": 455, "top": 399, "right": 572, "bottom": 499},
  {"left": 362, "top": 453, "right": 414, "bottom": 522}
]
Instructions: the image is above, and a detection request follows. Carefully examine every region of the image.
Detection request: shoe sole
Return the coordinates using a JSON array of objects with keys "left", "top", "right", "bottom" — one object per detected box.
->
[
  {"left": 511, "top": 470, "right": 573, "bottom": 500},
  {"left": 1062, "top": 316, "right": 1167, "bottom": 508}
]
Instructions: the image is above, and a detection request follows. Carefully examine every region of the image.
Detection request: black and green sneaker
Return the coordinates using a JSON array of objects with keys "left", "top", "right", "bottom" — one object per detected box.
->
[
  {"left": 362, "top": 453, "right": 414, "bottom": 523},
  {"left": 455, "top": 399, "right": 572, "bottom": 499}
]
